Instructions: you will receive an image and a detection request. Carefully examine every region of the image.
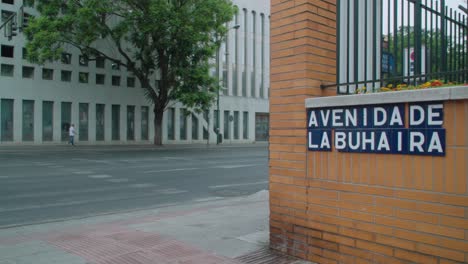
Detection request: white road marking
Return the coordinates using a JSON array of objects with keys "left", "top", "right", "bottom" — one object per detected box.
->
[
  {"left": 213, "top": 164, "right": 263, "bottom": 169},
  {"left": 157, "top": 188, "right": 188, "bottom": 195},
  {"left": 72, "top": 171, "right": 94, "bottom": 175},
  {"left": 209, "top": 181, "right": 269, "bottom": 189},
  {"left": 130, "top": 183, "right": 156, "bottom": 188},
  {"left": 107, "top": 178, "right": 129, "bottom": 183},
  {"left": 143, "top": 168, "right": 201, "bottom": 174},
  {"left": 193, "top": 197, "right": 224, "bottom": 203},
  {"left": 88, "top": 174, "right": 112, "bottom": 179}
]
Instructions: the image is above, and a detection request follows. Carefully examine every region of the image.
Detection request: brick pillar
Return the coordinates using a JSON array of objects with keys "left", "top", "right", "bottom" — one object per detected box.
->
[{"left": 269, "top": 0, "right": 337, "bottom": 260}]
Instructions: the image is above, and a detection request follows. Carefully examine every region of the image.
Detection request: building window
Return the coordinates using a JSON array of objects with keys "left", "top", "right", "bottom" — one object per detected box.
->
[
  {"left": 61, "top": 53, "right": 71, "bottom": 64},
  {"left": 203, "top": 110, "right": 209, "bottom": 140},
  {"left": 141, "top": 106, "right": 149, "bottom": 141},
  {"left": 61, "top": 70, "right": 72, "bottom": 82},
  {"left": 127, "top": 105, "right": 135, "bottom": 140},
  {"left": 180, "top": 109, "right": 187, "bottom": 140},
  {"left": 214, "top": 110, "right": 219, "bottom": 134},
  {"left": 22, "top": 48, "right": 28, "bottom": 60},
  {"left": 1, "top": 99, "right": 14, "bottom": 142},
  {"left": 234, "top": 111, "right": 239, "bottom": 139},
  {"left": 61, "top": 102, "right": 71, "bottom": 141},
  {"left": 112, "top": 76, "right": 121, "bottom": 86},
  {"left": 96, "top": 74, "right": 105, "bottom": 85},
  {"left": 96, "top": 56, "right": 105, "bottom": 68},
  {"left": 42, "top": 68, "right": 53, "bottom": 80},
  {"left": 79, "top": 103, "right": 89, "bottom": 141},
  {"left": 127, "top": 77, "right": 135, "bottom": 88},
  {"left": 24, "top": 0, "right": 34, "bottom": 7},
  {"left": 22, "top": 66, "right": 34, "bottom": 79},
  {"left": 167, "top": 108, "right": 175, "bottom": 140},
  {"left": 112, "top": 105, "right": 120, "bottom": 140},
  {"left": 233, "top": 13, "right": 239, "bottom": 96},
  {"left": 112, "top": 62, "right": 120, "bottom": 70},
  {"left": 2, "top": 0, "right": 14, "bottom": 4},
  {"left": 1, "top": 64, "right": 14, "bottom": 77},
  {"left": 1, "top": 45, "right": 14, "bottom": 58},
  {"left": 96, "top": 104, "right": 105, "bottom": 141},
  {"left": 191, "top": 114, "right": 198, "bottom": 140},
  {"left": 242, "top": 8, "right": 248, "bottom": 97},
  {"left": 243, "top": 111, "right": 249, "bottom": 139},
  {"left": 22, "top": 100, "right": 34, "bottom": 141},
  {"left": 42, "top": 101, "right": 54, "bottom": 141},
  {"left": 260, "top": 14, "right": 265, "bottom": 99},
  {"left": 79, "top": 72, "right": 89, "bottom": 83},
  {"left": 79, "top": 55, "right": 88, "bottom": 66},
  {"left": 223, "top": 110, "right": 230, "bottom": 140},
  {"left": 251, "top": 11, "right": 257, "bottom": 98}
]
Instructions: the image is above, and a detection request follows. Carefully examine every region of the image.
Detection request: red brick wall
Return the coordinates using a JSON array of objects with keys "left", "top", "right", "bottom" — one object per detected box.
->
[{"left": 269, "top": 1, "right": 468, "bottom": 264}]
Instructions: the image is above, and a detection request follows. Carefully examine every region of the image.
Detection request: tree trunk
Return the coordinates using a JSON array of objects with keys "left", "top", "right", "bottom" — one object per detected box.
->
[{"left": 153, "top": 108, "right": 164, "bottom": 145}]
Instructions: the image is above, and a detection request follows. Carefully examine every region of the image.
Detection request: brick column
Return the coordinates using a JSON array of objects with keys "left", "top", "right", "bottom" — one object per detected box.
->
[{"left": 269, "top": 0, "right": 337, "bottom": 260}]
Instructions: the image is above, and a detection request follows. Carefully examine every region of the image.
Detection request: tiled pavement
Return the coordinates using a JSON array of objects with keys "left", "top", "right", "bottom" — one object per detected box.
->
[{"left": 0, "top": 191, "right": 312, "bottom": 264}]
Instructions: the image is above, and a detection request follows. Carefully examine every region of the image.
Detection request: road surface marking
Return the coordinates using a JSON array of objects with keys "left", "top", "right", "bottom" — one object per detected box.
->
[
  {"left": 130, "top": 183, "right": 156, "bottom": 188},
  {"left": 209, "top": 181, "right": 268, "bottom": 189},
  {"left": 107, "top": 178, "right": 129, "bottom": 183},
  {"left": 193, "top": 197, "right": 224, "bottom": 203},
  {"left": 72, "top": 171, "right": 94, "bottom": 175},
  {"left": 143, "top": 168, "right": 201, "bottom": 173},
  {"left": 213, "top": 164, "right": 263, "bottom": 169},
  {"left": 157, "top": 188, "right": 188, "bottom": 195},
  {"left": 88, "top": 174, "right": 112, "bottom": 179}
]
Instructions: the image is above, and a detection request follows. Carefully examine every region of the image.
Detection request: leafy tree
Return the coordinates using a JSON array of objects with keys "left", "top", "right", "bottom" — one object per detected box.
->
[
  {"left": 386, "top": 25, "right": 467, "bottom": 84},
  {"left": 24, "top": 0, "right": 237, "bottom": 145}
]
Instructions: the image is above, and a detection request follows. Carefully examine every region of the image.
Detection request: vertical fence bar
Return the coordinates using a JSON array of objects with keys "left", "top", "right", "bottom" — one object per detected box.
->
[
  {"left": 365, "top": 0, "right": 369, "bottom": 90},
  {"left": 336, "top": 0, "right": 341, "bottom": 92},
  {"left": 373, "top": 0, "right": 378, "bottom": 90},
  {"left": 429, "top": 0, "right": 437, "bottom": 80},
  {"left": 435, "top": 1, "right": 440, "bottom": 77},
  {"left": 347, "top": 1, "right": 351, "bottom": 94},
  {"left": 415, "top": 0, "right": 422, "bottom": 84},
  {"left": 394, "top": 0, "right": 399, "bottom": 78},
  {"left": 441, "top": 0, "right": 447, "bottom": 80},
  {"left": 449, "top": 8, "right": 453, "bottom": 81},
  {"left": 406, "top": 0, "right": 411, "bottom": 84},
  {"left": 424, "top": 0, "right": 428, "bottom": 82},
  {"left": 354, "top": 0, "right": 359, "bottom": 93}
]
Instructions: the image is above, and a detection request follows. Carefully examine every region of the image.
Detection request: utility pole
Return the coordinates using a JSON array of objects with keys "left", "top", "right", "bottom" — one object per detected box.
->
[{"left": 216, "top": 24, "right": 240, "bottom": 144}]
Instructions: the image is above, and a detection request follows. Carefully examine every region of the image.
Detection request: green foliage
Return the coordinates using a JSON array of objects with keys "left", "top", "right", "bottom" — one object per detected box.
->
[{"left": 25, "top": 0, "right": 236, "bottom": 118}]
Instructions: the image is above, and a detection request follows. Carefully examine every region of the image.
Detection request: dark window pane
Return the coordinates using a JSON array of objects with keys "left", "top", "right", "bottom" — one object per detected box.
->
[
  {"left": 42, "top": 101, "right": 54, "bottom": 141},
  {"left": 79, "top": 103, "right": 89, "bottom": 141},
  {"left": 22, "top": 66, "right": 34, "bottom": 78},
  {"left": 42, "top": 68, "right": 53, "bottom": 80},
  {"left": 1, "top": 99, "right": 14, "bottom": 142},
  {"left": 1, "top": 64, "right": 14, "bottom": 77},
  {"left": 96, "top": 74, "right": 105, "bottom": 85},
  {"left": 22, "top": 100, "right": 34, "bottom": 141},
  {"left": 141, "top": 106, "right": 149, "bottom": 140},
  {"left": 112, "top": 76, "right": 121, "bottom": 86},
  {"left": 112, "top": 105, "right": 120, "bottom": 140},
  {"left": 79, "top": 72, "right": 89, "bottom": 83},
  {"left": 96, "top": 104, "right": 105, "bottom": 141},
  {"left": 61, "top": 70, "right": 72, "bottom": 82},
  {"left": 61, "top": 102, "right": 71, "bottom": 141}
]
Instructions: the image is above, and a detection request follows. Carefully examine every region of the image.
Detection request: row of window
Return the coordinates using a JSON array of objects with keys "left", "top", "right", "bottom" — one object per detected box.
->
[
  {"left": 165, "top": 108, "right": 249, "bottom": 141},
  {"left": 0, "top": 99, "right": 149, "bottom": 142},
  {"left": 1, "top": 44, "right": 121, "bottom": 70},
  {"left": 0, "top": 99, "right": 251, "bottom": 143},
  {"left": 0, "top": 64, "right": 137, "bottom": 87},
  {"left": 2, "top": 0, "right": 34, "bottom": 6}
]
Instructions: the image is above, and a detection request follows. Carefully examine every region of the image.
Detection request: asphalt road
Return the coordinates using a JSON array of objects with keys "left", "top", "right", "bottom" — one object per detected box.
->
[{"left": 0, "top": 144, "right": 268, "bottom": 228}]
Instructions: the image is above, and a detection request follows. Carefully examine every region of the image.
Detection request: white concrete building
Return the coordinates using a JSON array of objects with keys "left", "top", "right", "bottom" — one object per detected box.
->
[{"left": 0, "top": 0, "right": 270, "bottom": 145}]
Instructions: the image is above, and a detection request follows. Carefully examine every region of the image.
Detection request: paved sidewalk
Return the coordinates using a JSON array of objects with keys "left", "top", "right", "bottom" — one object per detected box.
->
[{"left": 0, "top": 191, "right": 311, "bottom": 264}]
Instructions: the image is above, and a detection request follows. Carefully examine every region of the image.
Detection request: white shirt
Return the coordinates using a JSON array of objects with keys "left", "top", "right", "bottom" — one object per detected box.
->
[{"left": 69, "top": 126, "right": 76, "bottom": 136}]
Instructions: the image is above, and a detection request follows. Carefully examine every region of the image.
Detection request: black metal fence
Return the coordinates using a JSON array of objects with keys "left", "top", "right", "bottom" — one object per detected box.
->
[{"left": 329, "top": 0, "right": 467, "bottom": 94}]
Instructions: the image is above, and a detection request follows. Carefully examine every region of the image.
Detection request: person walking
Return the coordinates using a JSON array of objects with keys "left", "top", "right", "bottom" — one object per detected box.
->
[{"left": 69, "top": 124, "right": 76, "bottom": 146}]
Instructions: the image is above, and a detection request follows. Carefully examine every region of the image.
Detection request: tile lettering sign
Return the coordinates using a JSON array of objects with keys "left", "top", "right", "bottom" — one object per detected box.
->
[{"left": 307, "top": 102, "right": 445, "bottom": 156}]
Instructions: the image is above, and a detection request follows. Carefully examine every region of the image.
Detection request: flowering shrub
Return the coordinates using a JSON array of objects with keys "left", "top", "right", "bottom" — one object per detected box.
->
[{"left": 355, "top": 80, "right": 467, "bottom": 94}]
